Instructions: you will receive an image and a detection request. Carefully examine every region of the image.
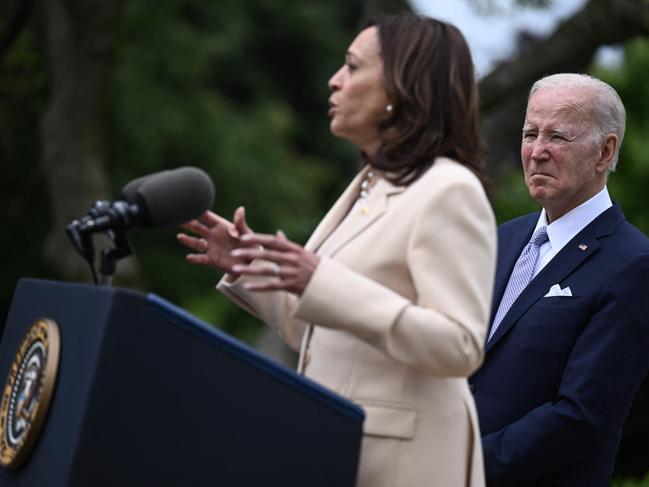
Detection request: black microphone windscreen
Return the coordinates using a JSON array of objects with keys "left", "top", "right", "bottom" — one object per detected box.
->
[
  {"left": 135, "top": 167, "right": 215, "bottom": 228},
  {"left": 118, "top": 171, "right": 168, "bottom": 203}
]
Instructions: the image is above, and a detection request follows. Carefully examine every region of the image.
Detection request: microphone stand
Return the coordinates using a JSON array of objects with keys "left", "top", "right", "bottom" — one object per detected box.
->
[
  {"left": 67, "top": 201, "right": 134, "bottom": 286},
  {"left": 67, "top": 221, "right": 99, "bottom": 285},
  {"left": 98, "top": 229, "right": 133, "bottom": 286}
]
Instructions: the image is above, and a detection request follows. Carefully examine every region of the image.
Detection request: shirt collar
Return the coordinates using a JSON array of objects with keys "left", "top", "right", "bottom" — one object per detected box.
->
[{"left": 534, "top": 186, "right": 612, "bottom": 254}]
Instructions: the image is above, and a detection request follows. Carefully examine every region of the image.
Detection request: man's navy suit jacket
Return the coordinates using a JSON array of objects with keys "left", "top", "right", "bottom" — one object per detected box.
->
[{"left": 471, "top": 204, "right": 649, "bottom": 486}]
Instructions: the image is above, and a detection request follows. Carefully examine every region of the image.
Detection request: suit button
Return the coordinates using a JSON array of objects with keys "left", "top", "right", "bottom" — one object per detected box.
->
[{"left": 469, "top": 383, "right": 475, "bottom": 394}]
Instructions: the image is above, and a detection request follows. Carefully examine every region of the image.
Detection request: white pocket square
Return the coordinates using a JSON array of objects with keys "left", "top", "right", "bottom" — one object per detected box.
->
[{"left": 544, "top": 284, "right": 572, "bottom": 297}]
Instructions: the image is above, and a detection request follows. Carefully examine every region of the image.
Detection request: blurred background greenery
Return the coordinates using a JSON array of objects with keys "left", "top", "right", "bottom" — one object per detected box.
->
[{"left": 2, "top": 0, "right": 649, "bottom": 481}]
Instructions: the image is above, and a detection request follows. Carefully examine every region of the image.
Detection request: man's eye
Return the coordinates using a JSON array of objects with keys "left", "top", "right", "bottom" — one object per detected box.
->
[
  {"left": 523, "top": 132, "right": 536, "bottom": 140},
  {"left": 346, "top": 62, "right": 358, "bottom": 72}
]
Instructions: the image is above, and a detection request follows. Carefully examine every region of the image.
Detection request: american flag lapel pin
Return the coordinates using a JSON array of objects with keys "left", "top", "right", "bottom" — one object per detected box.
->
[{"left": 578, "top": 244, "right": 588, "bottom": 251}]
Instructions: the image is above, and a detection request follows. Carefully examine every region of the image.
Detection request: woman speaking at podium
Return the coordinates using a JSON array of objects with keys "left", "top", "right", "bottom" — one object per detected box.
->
[{"left": 178, "top": 13, "right": 496, "bottom": 487}]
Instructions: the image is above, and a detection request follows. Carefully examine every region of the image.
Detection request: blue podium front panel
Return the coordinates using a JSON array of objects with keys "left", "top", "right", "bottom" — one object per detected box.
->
[{"left": 0, "top": 279, "right": 364, "bottom": 487}]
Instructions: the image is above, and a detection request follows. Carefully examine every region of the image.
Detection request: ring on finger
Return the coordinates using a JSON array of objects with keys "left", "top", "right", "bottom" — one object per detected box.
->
[
  {"left": 200, "top": 238, "right": 208, "bottom": 251},
  {"left": 271, "top": 263, "right": 281, "bottom": 277}
]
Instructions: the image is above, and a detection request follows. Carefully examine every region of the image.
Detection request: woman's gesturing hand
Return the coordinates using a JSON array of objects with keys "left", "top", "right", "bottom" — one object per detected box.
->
[
  {"left": 177, "top": 206, "right": 253, "bottom": 275},
  {"left": 230, "top": 231, "right": 320, "bottom": 296}
]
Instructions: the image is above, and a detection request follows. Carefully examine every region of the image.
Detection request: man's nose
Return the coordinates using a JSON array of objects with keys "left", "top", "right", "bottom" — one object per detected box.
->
[{"left": 530, "top": 139, "right": 549, "bottom": 160}]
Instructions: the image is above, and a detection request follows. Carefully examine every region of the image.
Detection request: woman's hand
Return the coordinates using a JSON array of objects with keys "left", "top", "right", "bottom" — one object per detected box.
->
[
  {"left": 230, "top": 231, "right": 320, "bottom": 295},
  {"left": 177, "top": 206, "right": 253, "bottom": 275}
]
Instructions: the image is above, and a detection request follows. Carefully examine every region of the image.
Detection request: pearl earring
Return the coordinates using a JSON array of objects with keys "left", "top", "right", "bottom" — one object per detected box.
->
[{"left": 386, "top": 104, "right": 393, "bottom": 113}]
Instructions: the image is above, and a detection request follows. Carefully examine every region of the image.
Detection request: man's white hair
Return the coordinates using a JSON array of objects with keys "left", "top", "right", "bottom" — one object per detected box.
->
[{"left": 529, "top": 73, "right": 626, "bottom": 172}]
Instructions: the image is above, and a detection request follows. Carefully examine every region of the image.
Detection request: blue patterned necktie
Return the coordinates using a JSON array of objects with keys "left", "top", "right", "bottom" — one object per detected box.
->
[{"left": 488, "top": 226, "right": 549, "bottom": 342}]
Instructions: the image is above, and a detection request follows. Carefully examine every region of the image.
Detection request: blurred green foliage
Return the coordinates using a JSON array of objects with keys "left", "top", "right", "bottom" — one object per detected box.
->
[
  {"left": 614, "top": 472, "right": 649, "bottom": 487},
  {"left": 1, "top": 0, "right": 649, "bottom": 479},
  {"left": 596, "top": 39, "right": 649, "bottom": 236},
  {"left": 107, "top": 0, "right": 364, "bottom": 340},
  {"left": 0, "top": 28, "right": 50, "bottom": 325},
  {"left": 1, "top": 0, "right": 365, "bottom": 341}
]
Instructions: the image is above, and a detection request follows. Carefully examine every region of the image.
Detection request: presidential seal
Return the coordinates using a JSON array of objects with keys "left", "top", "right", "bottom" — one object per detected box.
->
[{"left": 0, "top": 318, "right": 60, "bottom": 469}]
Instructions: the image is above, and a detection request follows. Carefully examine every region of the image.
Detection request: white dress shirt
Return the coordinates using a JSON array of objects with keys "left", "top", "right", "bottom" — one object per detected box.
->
[{"left": 532, "top": 186, "right": 613, "bottom": 277}]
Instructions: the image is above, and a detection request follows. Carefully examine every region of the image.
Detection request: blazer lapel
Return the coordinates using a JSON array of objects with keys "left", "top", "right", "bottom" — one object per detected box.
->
[
  {"left": 317, "top": 178, "right": 404, "bottom": 257},
  {"left": 486, "top": 204, "right": 625, "bottom": 353},
  {"left": 304, "top": 168, "right": 367, "bottom": 252},
  {"left": 306, "top": 169, "right": 405, "bottom": 257}
]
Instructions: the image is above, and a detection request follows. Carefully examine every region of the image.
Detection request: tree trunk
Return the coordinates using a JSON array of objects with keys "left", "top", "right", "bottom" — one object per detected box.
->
[
  {"left": 361, "top": 0, "right": 412, "bottom": 24},
  {"left": 0, "top": 0, "right": 35, "bottom": 58},
  {"left": 39, "top": 0, "right": 126, "bottom": 282}
]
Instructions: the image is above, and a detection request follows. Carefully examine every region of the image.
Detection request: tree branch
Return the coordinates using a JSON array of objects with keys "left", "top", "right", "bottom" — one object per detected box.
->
[
  {"left": 480, "top": 0, "right": 649, "bottom": 113},
  {"left": 361, "top": 0, "right": 412, "bottom": 25},
  {"left": 0, "top": 0, "right": 34, "bottom": 58}
]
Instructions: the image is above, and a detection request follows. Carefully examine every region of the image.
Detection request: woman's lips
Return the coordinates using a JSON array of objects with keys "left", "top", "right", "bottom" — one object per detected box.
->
[{"left": 328, "top": 103, "right": 337, "bottom": 117}]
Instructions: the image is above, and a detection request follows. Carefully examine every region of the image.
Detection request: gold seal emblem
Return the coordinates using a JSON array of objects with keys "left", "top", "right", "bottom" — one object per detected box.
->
[{"left": 0, "top": 318, "right": 60, "bottom": 469}]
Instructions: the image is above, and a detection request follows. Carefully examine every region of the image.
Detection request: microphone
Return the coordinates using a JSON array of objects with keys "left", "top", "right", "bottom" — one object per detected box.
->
[
  {"left": 128, "top": 166, "right": 214, "bottom": 228},
  {"left": 116, "top": 167, "right": 177, "bottom": 203},
  {"left": 69, "top": 166, "right": 215, "bottom": 235},
  {"left": 67, "top": 166, "right": 214, "bottom": 284},
  {"left": 117, "top": 171, "right": 163, "bottom": 202}
]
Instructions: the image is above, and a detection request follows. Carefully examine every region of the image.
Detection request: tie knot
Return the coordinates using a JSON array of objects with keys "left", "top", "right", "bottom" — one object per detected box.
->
[{"left": 530, "top": 226, "right": 548, "bottom": 247}]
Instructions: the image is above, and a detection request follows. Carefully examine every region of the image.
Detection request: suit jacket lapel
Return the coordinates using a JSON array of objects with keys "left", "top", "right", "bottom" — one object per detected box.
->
[
  {"left": 486, "top": 204, "right": 625, "bottom": 353},
  {"left": 318, "top": 178, "right": 404, "bottom": 257},
  {"left": 304, "top": 168, "right": 367, "bottom": 252},
  {"left": 305, "top": 169, "right": 405, "bottom": 257}
]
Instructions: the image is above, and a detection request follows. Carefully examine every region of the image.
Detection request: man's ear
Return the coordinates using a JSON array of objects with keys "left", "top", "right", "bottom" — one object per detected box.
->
[{"left": 597, "top": 134, "right": 618, "bottom": 173}]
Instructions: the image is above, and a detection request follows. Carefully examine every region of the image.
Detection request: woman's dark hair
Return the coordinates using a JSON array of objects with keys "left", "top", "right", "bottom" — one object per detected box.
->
[{"left": 366, "top": 14, "right": 485, "bottom": 186}]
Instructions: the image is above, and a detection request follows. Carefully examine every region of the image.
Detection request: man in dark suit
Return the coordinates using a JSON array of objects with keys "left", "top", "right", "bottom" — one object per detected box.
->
[{"left": 471, "top": 73, "right": 649, "bottom": 486}]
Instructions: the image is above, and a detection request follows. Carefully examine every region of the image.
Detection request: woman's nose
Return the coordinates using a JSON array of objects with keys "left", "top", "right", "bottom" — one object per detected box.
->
[{"left": 328, "top": 67, "right": 343, "bottom": 91}]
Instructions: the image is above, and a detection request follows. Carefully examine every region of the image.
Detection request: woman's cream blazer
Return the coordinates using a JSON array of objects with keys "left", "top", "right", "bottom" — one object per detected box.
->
[{"left": 218, "top": 157, "right": 496, "bottom": 487}]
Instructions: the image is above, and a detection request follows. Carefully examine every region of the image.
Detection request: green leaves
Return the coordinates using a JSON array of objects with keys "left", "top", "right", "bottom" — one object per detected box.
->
[
  {"left": 107, "top": 0, "right": 363, "bottom": 335},
  {"left": 594, "top": 38, "right": 649, "bottom": 235}
]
